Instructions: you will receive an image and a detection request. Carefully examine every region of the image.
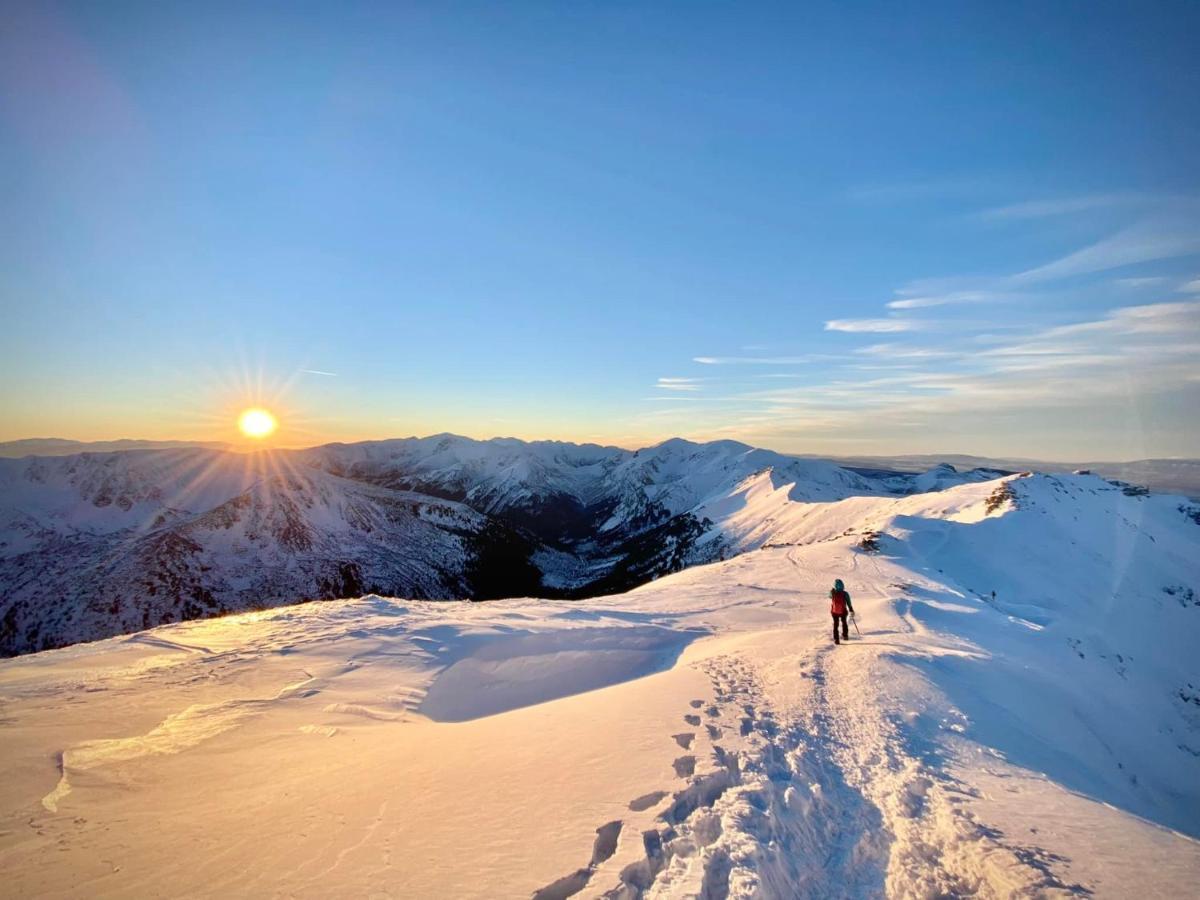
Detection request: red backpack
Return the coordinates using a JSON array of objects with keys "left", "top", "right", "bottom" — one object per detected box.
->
[{"left": 830, "top": 589, "right": 849, "bottom": 615}]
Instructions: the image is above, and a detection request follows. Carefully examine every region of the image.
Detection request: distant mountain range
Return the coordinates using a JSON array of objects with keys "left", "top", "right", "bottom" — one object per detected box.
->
[
  {"left": 2, "top": 433, "right": 1195, "bottom": 656},
  {"left": 0, "top": 438, "right": 232, "bottom": 457},
  {"left": 5, "top": 438, "right": 1193, "bottom": 496},
  {"left": 804, "top": 453, "right": 1200, "bottom": 498},
  {"left": 0, "top": 435, "right": 1005, "bottom": 655}
]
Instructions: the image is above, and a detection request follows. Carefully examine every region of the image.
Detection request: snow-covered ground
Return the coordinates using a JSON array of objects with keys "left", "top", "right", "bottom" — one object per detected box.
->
[{"left": 1, "top": 473, "right": 1198, "bottom": 897}]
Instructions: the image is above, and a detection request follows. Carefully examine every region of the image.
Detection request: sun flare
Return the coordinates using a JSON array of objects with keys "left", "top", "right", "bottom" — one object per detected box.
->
[{"left": 238, "top": 407, "right": 278, "bottom": 439}]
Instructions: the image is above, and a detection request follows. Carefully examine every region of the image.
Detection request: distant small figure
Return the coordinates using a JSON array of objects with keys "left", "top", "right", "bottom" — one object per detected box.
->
[
  {"left": 830, "top": 579, "right": 854, "bottom": 644},
  {"left": 991, "top": 590, "right": 996, "bottom": 602}
]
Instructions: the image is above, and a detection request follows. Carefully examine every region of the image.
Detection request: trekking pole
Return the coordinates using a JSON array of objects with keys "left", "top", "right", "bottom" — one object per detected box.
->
[{"left": 851, "top": 611, "right": 862, "bottom": 636}]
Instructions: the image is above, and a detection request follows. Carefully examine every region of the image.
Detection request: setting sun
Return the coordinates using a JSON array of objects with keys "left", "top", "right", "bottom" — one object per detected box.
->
[{"left": 237, "top": 407, "right": 278, "bottom": 439}]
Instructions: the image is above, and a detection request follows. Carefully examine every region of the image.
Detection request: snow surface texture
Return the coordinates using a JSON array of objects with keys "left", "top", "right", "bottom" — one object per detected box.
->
[
  {"left": 1, "top": 471, "right": 1198, "bottom": 897},
  {"left": 1, "top": 436, "right": 1000, "bottom": 655}
]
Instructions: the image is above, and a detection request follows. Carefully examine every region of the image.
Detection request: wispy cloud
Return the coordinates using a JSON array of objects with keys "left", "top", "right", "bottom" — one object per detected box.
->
[
  {"left": 672, "top": 300, "right": 1199, "bottom": 453},
  {"left": 669, "top": 197, "right": 1200, "bottom": 455},
  {"left": 825, "top": 318, "right": 918, "bottom": 333},
  {"left": 974, "top": 192, "right": 1147, "bottom": 221},
  {"left": 1011, "top": 223, "right": 1200, "bottom": 284},
  {"left": 886, "top": 290, "right": 1008, "bottom": 310},
  {"left": 1114, "top": 276, "right": 1168, "bottom": 288},
  {"left": 693, "top": 356, "right": 812, "bottom": 365},
  {"left": 886, "top": 296, "right": 955, "bottom": 310},
  {"left": 1029, "top": 299, "right": 1200, "bottom": 340},
  {"left": 302, "top": 369, "right": 338, "bottom": 377},
  {"left": 656, "top": 377, "right": 704, "bottom": 391},
  {"left": 856, "top": 343, "right": 960, "bottom": 360}
]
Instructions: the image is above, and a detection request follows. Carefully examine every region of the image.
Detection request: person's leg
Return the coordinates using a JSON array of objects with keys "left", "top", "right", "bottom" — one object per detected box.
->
[
  {"left": 842, "top": 613, "right": 850, "bottom": 640},
  {"left": 832, "top": 614, "right": 840, "bottom": 644}
]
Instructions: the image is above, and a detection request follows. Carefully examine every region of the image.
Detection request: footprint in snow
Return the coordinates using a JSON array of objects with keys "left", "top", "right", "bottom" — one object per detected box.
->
[
  {"left": 531, "top": 820, "right": 623, "bottom": 900},
  {"left": 673, "top": 756, "right": 696, "bottom": 778},
  {"left": 628, "top": 791, "right": 668, "bottom": 812}
]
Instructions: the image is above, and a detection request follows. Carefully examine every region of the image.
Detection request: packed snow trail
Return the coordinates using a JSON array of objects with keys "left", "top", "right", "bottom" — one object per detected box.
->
[{"left": 2, "top": 474, "right": 1199, "bottom": 897}]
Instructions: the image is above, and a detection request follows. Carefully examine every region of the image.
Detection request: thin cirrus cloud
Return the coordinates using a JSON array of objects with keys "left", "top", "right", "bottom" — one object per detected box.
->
[
  {"left": 855, "top": 343, "right": 961, "bottom": 360},
  {"left": 763, "top": 304, "right": 1185, "bottom": 434},
  {"left": 671, "top": 198, "right": 1200, "bottom": 453},
  {"left": 678, "top": 300, "right": 1199, "bottom": 451},
  {"left": 1011, "top": 222, "right": 1200, "bottom": 284},
  {"left": 1017, "top": 298, "right": 1200, "bottom": 341},
  {"left": 886, "top": 296, "right": 956, "bottom": 310},
  {"left": 972, "top": 192, "right": 1149, "bottom": 221},
  {"left": 693, "top": 356, "right": 813, "bottom": 365},
  {"left": 824, "top": 318, "right": 918, "bottom": 333},
  {"left": 656, "top": 377, "right": 704, "bottom": 391},
  {"left": 886, "top": 290, "right": 1008, "bottom": 310},
  {"left": 1113, "top": 276, "right": 1169, "bottom": 288}
]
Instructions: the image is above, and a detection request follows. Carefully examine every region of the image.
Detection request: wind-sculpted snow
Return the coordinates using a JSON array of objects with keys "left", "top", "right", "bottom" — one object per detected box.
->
[
  {"left": 419, "top": 626, "right": 699, "bottom": 722},
  {"left": 1, "top": 469, "right": 1198, "bottom": 896}
]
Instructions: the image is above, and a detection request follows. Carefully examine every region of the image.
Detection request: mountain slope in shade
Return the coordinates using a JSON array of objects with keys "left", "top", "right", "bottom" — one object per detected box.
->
[{"left": 301, "top": 434, "right": 627, "bottom": 543}]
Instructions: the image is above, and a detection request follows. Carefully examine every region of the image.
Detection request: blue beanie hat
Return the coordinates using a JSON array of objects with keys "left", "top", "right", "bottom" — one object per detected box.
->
[{"left": 834, "top": 579, "right": 844, "bottom": 591}]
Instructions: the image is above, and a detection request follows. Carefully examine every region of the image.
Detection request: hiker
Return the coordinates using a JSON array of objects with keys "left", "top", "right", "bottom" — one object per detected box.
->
[{"left": 830, "top": 579, "right": 854, "bottom": 644}]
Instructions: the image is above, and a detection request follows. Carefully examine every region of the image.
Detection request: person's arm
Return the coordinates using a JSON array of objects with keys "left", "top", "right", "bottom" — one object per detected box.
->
[{"left": 846, "top": 592, "right": 854, "bottom": 613}]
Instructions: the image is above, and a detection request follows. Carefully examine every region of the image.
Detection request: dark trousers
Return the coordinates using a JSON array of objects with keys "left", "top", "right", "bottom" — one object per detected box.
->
[{"left": 832, "top": 612, "right": 848, "bottom": 642}]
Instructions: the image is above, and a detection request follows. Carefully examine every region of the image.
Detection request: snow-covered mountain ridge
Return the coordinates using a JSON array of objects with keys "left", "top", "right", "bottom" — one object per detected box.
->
[
  {"left": 1, "top": 464, "right": 1196, "bottom": 896},
  {"left": 1, "top": 434, "right": 1192, "bottom": 657}
]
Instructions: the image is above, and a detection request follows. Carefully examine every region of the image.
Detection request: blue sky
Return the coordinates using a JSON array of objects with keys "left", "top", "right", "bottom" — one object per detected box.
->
[{"left": 2, "top": 1, "right": 1198, "bottom": 459}]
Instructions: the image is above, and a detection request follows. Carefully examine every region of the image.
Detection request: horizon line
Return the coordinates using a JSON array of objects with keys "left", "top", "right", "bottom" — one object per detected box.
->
[{"left": 0, "top": 432, "right": 1191, "bottom": 467}]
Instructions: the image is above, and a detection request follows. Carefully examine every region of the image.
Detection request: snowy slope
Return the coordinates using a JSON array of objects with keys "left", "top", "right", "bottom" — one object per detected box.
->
[
  {"left": 1, "top": 472, "right": 1197, "bottom": 897},
  {"left": 597, "top": 438, "right": 875, "bottom": 534},
  {"left": 302, "top": 434, "right": 625, "bottom": 529},
  {"left": 0, "top": 450, "right": 543, "bottom": 654},
  {"left": 820, "top": 452, "right": 1200, "bottom": 499},
  {"left": 302, "top": 435, "right": 880, "bottom": 542},
  {"left": 1, "top": 437, "right": 889, "bottom": 654}
]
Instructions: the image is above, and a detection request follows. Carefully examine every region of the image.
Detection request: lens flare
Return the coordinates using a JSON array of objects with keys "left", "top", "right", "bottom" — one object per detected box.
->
[{"left": 238, "top": 407, "right": 278, "bottom": 439}]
